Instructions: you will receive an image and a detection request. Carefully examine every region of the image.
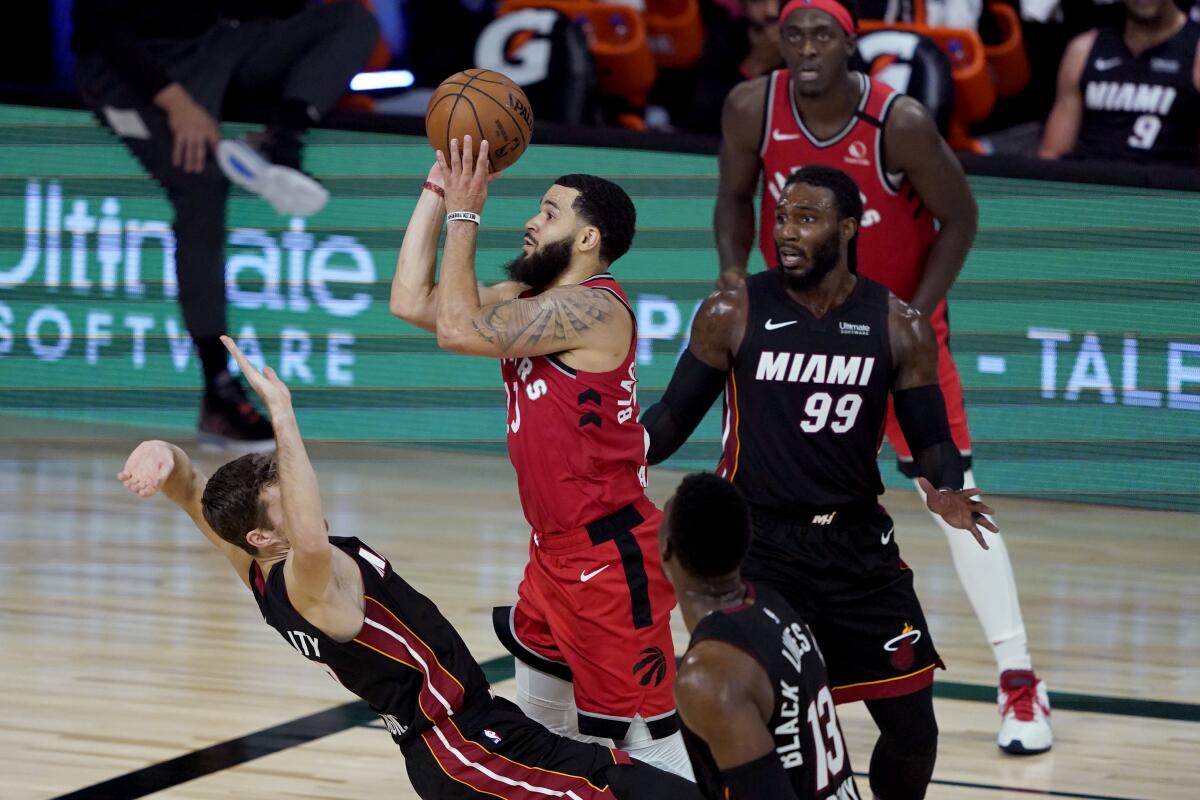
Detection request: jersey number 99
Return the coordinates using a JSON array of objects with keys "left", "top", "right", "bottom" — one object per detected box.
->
[{"left": 800, "top": 392, "right": 863, "bottom": 434}]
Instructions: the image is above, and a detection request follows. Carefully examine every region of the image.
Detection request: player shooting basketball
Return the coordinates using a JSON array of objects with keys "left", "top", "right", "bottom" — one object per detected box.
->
[{"left": 390, "top": 137, "right": 693, "bottom": 778}]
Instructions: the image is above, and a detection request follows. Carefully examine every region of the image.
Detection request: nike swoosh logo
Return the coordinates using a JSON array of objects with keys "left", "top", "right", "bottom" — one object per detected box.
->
[
  {"left": 1094, "top": 58, "right": 1122, "bottom": 71},
  {"left": 881, "top": 527, "right": 894, "bottom": 545},
  {"left": 580, "top": 565, "right": 611, "bottom": 582},
  {"left": 772, "top": 130, "right": 803, "bottom": 141},
  {"left": 765, "top": 319, "right": 798, "bottom": 330}
]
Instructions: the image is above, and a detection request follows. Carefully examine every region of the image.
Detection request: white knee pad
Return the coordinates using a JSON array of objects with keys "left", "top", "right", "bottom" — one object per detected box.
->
[{"left": 514, "top": 660, "right": 578, "bottom": 738}]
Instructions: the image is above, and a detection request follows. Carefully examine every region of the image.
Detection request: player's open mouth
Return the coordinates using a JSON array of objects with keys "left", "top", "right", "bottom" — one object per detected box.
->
[
  {"left": 778, "top": 248, "right": 806, "bottom": 268},
  {"left": 523, "top": 236, "right": 536, "bottom": 250},
  {"left": 798, "top": 67, "right": 821, "bottom": 81}
]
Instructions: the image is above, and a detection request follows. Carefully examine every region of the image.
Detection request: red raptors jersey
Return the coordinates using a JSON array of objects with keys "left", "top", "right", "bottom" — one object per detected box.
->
[
  {"left": 759, "top": 70, "right": 937, "bottom": 302},
  {"left": 501, "top": 274, "right": 649, "bottom": 534}
]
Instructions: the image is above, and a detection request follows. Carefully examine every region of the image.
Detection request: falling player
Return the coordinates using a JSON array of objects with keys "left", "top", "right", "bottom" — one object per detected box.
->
[
  {"left": 643, "top": 166, "right": 999, "bottom": 799},
  {"left": 389, "top": 137, "right": 692, "bottom": 777},
  {"left": 664, "top": 472, "right": 860, "bottom": 800},
  {"left": 117, "top": 337, "right": 703, "bottom": 800},
  {"left": 712, "top": 0, "right": 1052, "bottom": 754}
]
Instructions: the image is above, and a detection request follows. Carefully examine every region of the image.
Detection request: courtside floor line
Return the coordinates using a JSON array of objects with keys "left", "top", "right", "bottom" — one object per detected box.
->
[{"left": 52, "top": 656, "right": 1197, "bottom": 800}]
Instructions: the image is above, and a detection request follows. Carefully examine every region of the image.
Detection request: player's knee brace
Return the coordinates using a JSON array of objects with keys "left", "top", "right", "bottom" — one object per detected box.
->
[{"left": 514, "top": 660, "right": 577, "bottom": 737}]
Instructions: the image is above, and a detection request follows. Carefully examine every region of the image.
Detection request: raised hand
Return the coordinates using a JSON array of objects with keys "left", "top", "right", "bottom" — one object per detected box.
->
[
  {"left": 436, "top": 135, "right": 491, "bottom": 216},
  {"left": 917, "top": 477, "right": 999, "bottom": 550},
  {"left": 221, "top": 335, "right": 292, "bottom": 414},
  {"left": 118, "top": 440, "right": 176, "bottom": 498}
]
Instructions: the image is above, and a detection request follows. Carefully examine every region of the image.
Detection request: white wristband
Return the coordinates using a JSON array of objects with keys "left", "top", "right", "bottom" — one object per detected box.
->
[{"left": 446, "top": 211, "right": 481, "bottom": 225}]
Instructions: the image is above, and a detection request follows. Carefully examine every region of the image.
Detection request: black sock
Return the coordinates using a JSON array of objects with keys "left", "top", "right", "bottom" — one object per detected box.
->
[
  {"left": 196, "top": 336, "right": 229, "bottom": 391},
  {"left": 269, "top": 98, "right": 318, "bottom": 169}
]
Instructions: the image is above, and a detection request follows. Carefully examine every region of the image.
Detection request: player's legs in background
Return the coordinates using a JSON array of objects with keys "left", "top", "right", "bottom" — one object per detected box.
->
[
  {"left": 863, "top": 685, "right": 938, "bottom": 800},
  {"left": 75, "top": 51, "right": 274, "bottom": 452},
  {"left": 890, "top": 303, "right": 1052, "bottom": 754}
]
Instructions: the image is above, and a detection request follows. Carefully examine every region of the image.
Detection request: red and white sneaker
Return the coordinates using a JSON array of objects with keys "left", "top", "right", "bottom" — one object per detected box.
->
[{"left": 998, "top": 669, "right": 1053, "bottom": 754}]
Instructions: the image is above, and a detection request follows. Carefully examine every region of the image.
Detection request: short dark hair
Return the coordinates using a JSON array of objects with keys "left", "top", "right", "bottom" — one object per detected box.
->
[
  {"left": 667, "top": 473, "right": 752, "bottom": 578},
  {"left": 783, "top": 165, "right": 864, "bottom": 271},
  {"left": 554, "top": 174, "right": 637, "bottom": 265},
  {"left": 201, "top": 453, "right": 278, "bottom": 555}
]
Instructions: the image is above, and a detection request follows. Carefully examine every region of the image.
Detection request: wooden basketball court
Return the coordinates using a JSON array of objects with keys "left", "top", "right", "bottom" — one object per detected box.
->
[{"left": 1, "top": 422, "right": 1197, "bottom": 799}]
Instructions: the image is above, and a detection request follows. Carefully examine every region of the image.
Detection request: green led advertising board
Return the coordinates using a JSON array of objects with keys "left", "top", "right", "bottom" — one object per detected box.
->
[{"left": 0, "top": 105, "right": 1196, "bottom": 510}]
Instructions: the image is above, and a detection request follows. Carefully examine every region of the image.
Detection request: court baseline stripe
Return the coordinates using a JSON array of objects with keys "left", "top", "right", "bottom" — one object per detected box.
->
[
  {"left": 50, "top": 655, "right": 1197, "bottom": 799},
  {"left": 851, "top": 773, "right": 1141, "bottom": 800}
]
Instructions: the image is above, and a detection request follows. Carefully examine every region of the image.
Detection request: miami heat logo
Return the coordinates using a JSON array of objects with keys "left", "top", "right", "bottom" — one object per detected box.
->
[{"left": 884, "top": 623, "right": 922, "bottom": 671}]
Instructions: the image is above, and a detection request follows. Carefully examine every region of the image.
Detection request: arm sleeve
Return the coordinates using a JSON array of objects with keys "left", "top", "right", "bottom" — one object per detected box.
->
[
  {"left": 721, "top": 751, "right": 802, "bottom": 800},
  {"left": 893, "top": 384, "right": 965, "bottom": 490},
  {"left": 74, "top": 0, "right": 175, "bottom": 101},
  {"left": 641, "top": 350, "right": 727, "bottom": 465}
]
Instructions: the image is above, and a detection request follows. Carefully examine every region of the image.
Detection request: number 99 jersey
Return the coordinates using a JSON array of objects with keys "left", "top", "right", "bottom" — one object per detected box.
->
[{"left": 717, "top": 271, "right": 893, "bottom": 511}]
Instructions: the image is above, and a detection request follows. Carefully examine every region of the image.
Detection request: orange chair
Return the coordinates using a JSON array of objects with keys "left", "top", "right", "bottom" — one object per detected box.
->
[
  {"left": 858, "top": 20, "right": 994, "bottom": 153},
  {"left": 985, "top": 2, "right": 1030, "bottom": 98},
  {"left": 498, "top": 0, "right": 658, "bottom": 109},
  {"left": 643, "top": 0, "right": 705, "bottom": 70}
]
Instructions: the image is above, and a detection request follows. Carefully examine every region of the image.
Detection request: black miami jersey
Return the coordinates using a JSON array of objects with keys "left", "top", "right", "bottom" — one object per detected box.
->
[
  {"left": 250, "top": 536, "right": 491, "bottom": 746},
  {"left": 717, "top": 271, "right": 893, "bottom": 511},
  {"left": 1075, "top": 21, "right": 1200, "bottom": 163},
  {"left": 681, "top": 583, "right": 859, "bottom": 800}
]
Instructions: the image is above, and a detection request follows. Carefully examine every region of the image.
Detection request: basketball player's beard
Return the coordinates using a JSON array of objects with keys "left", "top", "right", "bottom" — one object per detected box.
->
[
  {"left": 504, "top": 238, "right": 574, "bottom": 291},
  {"left": 780, "top": 234, "right": 840, "bottom": 292}
]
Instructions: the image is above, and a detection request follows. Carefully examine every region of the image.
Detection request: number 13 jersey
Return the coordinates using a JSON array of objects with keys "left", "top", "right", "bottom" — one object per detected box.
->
[{"left": 718, "top": 271, "right": 893, "bottom": 511}]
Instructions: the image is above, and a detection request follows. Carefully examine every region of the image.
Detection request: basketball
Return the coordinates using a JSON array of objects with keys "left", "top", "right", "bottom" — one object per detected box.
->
[{"left": 425, "top": 69, "right": 534, "bottom": 172}]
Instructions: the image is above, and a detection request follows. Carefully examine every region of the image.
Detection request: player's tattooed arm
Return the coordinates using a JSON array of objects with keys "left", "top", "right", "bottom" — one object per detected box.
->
[{"left": 438, "top": 285, "right": 625, "bottom": 358}]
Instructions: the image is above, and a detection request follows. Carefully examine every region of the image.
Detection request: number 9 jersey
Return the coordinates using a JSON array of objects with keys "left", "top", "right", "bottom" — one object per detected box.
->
[{"left": 717, "top": 271, "right": 893, "bottom": 511}]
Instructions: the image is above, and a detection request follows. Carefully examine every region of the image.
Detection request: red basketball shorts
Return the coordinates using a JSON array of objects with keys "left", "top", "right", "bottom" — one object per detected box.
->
[{"left": 493, "top": 496, "right": 680, "bottom": 741}]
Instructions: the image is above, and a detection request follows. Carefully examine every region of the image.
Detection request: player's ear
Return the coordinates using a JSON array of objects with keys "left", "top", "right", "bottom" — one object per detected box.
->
[
  {"left": 843, "top": 32, "right": 857, "bottom": 57},
  {"left": 840, "top": 216, "right": 858, "bottom": 244},
  {"left": 246, "top": 528, "right": 272, "bottom": 550},
  {"left": 577, "top": 225, "right": 601, "bottom": 257}
]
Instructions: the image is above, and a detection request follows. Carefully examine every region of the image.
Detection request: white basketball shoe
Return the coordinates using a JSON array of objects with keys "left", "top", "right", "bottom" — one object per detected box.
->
[
  {"left": 998, "top": 669, "right": 1053, "bottom": 754},
  {"left": 217, "top": 138, "right": 328, "bottom": 217}
]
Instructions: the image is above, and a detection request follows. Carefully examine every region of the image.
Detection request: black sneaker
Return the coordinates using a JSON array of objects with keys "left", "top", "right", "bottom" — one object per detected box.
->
[{"left": 198, "top": 372, "right": 276, "bottom": 453}]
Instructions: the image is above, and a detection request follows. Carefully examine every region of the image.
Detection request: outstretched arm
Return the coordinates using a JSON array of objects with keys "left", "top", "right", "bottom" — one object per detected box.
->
[
  {"left": 118, "top": 440, "right": 252, "bottom": 587},
  {"left": 389, "top": 163, "right": 524, "bottom": 332},
  {"left": 889, "top": 297, "right": 998, "bottom": 547},
  {"left": 641, "top": 287, "right": 744, "bottom": 464},
  {"left": 674, "top": 641, "right": 799, "bottom": 800},
  {"left": 432, "top": 136, "right": 629, "bottom": 359},
  {"left": 221, "top": 337, "right": 332, "bottom": 601}
]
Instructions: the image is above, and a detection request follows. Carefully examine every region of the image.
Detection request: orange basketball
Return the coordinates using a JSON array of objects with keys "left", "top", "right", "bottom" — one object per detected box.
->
[{"left": 425, "top": 69, "right": 534, "bottom": 172}]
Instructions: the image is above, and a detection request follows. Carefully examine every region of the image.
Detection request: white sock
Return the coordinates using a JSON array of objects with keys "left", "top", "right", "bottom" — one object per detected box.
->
[
  {"left": 916, "top": 470, "right": 1033, "bottom": 675},
  {"left": 616, "top": 719, "right": 695, "bottom": 781}
]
